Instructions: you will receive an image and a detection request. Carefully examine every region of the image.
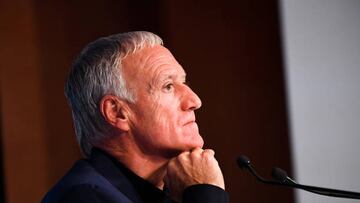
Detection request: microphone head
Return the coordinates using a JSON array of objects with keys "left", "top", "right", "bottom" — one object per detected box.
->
[
  {"left": 271, "top": 167, "right": 288, "bottom": 182},
  {"left": 237, "top": 155, "right": 251, "bottom": 169}
]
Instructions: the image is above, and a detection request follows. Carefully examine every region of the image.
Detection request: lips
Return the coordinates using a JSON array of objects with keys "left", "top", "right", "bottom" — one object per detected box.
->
[
  {"left": 183, "top": 117, "right": 196, "bottom": 126},
  {"left": 182, "top": 113, "right": 196, "bottom": 126},
  {"left": 184, "top": 120, "right": 195, "bottom": 125}
]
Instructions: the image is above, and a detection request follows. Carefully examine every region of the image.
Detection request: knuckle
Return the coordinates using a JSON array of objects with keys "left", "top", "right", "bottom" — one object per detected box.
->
[
  {"left": 178, "top": 151, "right": 189, "bottom": 162},
  {"left": 191, "top": 147, "right": 202, "bottom": 153},
  {"left": 203, "top": 149, "right": 215, "bottom": 156},
  {"left": 202, "top": 149, "right": 215, "bottom": 159},
  {"left": 191, "top": 147, "right": 203, "bottom": 156},
  {"left": 190, "top": 151, "right": 200, "bottom": 159}
]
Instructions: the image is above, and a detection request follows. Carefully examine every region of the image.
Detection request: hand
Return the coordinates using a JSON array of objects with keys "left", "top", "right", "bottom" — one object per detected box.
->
[{"left": 164, "top": 148, "right": 225, "bottom": 202}]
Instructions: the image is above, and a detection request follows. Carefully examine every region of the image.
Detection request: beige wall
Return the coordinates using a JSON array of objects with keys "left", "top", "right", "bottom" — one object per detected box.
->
[{"left": 0, "top": 1, "right": 293, "bottom": 202}]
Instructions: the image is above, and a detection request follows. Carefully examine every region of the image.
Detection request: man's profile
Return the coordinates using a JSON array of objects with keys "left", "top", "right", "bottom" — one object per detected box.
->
[{"left": 41, "top": 31, "right": 228, "bottom": 203}]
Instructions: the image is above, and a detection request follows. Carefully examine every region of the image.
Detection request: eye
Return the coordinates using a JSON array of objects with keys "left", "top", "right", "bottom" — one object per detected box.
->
[{"left": 163, "top": 83, "right": 174, "bottom": 92}]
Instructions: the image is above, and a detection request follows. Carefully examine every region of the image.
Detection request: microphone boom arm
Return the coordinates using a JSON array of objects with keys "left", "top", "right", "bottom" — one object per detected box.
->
[{"left": 238, "top": 155, "right": 360, "bottom": 200}]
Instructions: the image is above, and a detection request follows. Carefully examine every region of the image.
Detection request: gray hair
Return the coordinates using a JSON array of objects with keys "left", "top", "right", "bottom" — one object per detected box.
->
[{"left": 64, "top": 31, "right": 163, "bottom": 157}]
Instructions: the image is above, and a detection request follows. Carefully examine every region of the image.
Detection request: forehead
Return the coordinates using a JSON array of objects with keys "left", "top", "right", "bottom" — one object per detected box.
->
[{"left": 122, "top": 45, "right": 186, "bottom": 82}]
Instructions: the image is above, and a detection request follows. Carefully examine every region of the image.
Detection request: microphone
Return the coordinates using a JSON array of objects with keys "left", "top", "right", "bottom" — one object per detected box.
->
[
  {"left": 236, "top": 155, "right": 283, "bottom": 186},
  {"left": 271, "top": 167, "right": 296, "bottom": 184},
  {"left": 237, "top": 155, "right": 360, "bottom": 200}
]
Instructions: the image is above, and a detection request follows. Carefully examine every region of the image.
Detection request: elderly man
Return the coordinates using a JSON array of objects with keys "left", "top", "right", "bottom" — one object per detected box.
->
[{"left": 42, "top": 31, "right": 228, "bottom": 203}]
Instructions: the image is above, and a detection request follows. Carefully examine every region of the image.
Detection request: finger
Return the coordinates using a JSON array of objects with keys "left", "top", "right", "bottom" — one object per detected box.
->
[
  {"left": 179, "top": 151, "right": 191, "bottom": 156},
  {"left": 177, "top": 151, "right": 190, "bottom": 162},
  {"left": 190, "top": 147, "right": 203, "bottom": 155},
  {"left": 202, "top": 149, "right": 215, "bottom": 156}
]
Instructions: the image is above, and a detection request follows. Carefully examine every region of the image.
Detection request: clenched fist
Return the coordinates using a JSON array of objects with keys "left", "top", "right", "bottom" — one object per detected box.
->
[{"left": 164, "top": 148, "right": 225, "bottom": 202}]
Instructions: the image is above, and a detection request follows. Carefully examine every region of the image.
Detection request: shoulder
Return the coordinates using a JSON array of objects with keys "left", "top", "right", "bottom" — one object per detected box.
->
[
  {"left": 57, "top": 184, "right": 105, "bottom": 203},
  {"left": 41, "top": 160, "right": 132, "bottom": 203}
]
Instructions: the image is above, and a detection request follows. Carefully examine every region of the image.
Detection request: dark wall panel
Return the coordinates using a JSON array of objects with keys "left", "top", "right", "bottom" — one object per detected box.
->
[
  {"left": 0, "top": 94, "right": 5, "bottom": 203},
  {"left": 160, "top": 1, "right": 293, "bottom": 202}
]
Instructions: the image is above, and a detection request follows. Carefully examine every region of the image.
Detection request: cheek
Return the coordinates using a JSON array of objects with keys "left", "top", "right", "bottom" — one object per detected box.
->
[
  {"left": 152, "top": 103, "right": 178, "bottom": 132},
  {"left": 152, "top": 93, "right": 179, "bottom": 121},
  {"left": 139, "top": 92, "right": 181, "bottom": 139}
]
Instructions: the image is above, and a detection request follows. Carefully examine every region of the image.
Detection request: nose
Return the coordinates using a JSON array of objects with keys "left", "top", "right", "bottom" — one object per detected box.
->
[{"left": 181, "top": 85, "right": 202, "bottom": 111}]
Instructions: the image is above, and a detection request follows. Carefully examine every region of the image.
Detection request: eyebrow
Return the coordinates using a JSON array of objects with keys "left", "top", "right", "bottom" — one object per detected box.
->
[
  {"left": 159, "top": 73, "right": 186, "bottom": 82},
  {"left": 147, "top": 72, "right": 186, "bottom": 93}
]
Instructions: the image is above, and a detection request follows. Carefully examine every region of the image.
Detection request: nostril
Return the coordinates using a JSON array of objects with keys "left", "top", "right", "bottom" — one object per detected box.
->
[
  {"left": 180, "top": 85, "right": 202, "bottom": 111},
  {"left": 186, "top": 94, "right": 202, "bottom": 111}
]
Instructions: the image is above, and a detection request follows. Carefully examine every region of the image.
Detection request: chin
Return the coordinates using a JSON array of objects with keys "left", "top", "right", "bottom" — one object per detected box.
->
[
  {"left": 185, "top": 134, "right": 204, "bottom": 150},
  {"left": 164, "top": 139, "right": 204, "bottom": 159}
]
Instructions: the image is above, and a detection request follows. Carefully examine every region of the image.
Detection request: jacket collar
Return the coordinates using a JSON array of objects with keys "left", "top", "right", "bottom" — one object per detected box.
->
[{"left": 88, "top": 148, "right": 144, "bottom": 203}]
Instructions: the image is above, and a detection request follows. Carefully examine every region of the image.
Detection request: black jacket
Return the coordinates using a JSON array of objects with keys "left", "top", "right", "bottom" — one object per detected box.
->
[{"left": 41, "top": 149, "right": 229, "bottom": 203}]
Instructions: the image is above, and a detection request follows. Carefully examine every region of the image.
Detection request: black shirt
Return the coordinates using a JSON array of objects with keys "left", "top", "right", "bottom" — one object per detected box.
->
[
  {"left": 102, "top": 149, "right": 174, "bottom": 203},
  {"left": 59, "top": 148, "right": 229, "bottom": 203}
]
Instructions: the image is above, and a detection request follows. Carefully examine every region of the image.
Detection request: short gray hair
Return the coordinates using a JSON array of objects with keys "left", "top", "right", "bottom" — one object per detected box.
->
[{"left": 64, "top": 31, "right": 163, "bottom": 157}]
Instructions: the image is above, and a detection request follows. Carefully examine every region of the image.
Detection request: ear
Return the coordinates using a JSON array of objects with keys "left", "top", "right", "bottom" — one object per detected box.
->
[{"left": 99, "top": 95, "right": 130, "bottom": 132}]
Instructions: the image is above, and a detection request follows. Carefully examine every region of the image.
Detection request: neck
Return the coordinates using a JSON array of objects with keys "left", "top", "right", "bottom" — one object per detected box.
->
[
  {"left": 98, "top": 134, "right": 170, "bottom": 189},
  {"left": 115, "top": 149, "right": 169, "bottom": 189}
]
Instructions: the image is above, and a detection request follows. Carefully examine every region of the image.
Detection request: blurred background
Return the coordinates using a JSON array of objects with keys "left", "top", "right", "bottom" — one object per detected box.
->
[{"left": 0, "top": 0, "right": 359, "bottom": 203}]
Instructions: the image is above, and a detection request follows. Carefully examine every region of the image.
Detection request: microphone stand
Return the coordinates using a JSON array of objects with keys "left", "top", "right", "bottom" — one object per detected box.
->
[{"left": 237, "top": 155, "right": 360, "bottom": 200}]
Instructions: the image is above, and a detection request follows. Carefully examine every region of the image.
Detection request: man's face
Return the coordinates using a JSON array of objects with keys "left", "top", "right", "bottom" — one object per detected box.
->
[{"left": 122, "top": 45, "right": 203, "bottom": 158}]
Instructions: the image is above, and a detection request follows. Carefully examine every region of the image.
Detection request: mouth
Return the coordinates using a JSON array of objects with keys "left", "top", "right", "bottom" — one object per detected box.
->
[
  {"left": 182, "top": 113, "right": 196, "bottom": 126},
  {"left": 183, "top": 119, "right": 196, "bottom": 126},
  {"left": 184, "top": 121, "right": 195, "bottom": 125}
]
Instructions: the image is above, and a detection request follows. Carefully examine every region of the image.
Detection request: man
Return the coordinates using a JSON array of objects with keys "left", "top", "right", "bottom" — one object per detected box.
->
[{"left": 42, "top": 31, "right": 228, "bottom": 203}]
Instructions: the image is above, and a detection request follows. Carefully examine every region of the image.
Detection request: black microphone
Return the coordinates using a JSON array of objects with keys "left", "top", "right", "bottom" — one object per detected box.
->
[
  {"left": 271, "top": 167, "right": 296, "bottom": 184},
  {"left": 271, "top": 166, "right": 360, "bottom": 199},
  {"left": 237, "top": 155, "right": 360, "bottom": 200},
  {"left": 236, "top": 155, "right": 283, "bottom": 186}
]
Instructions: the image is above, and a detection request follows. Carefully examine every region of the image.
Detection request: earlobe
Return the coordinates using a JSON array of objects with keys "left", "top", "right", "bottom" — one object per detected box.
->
[{"left": 100, "top": 95, "right": 130, "bottom": 132}]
